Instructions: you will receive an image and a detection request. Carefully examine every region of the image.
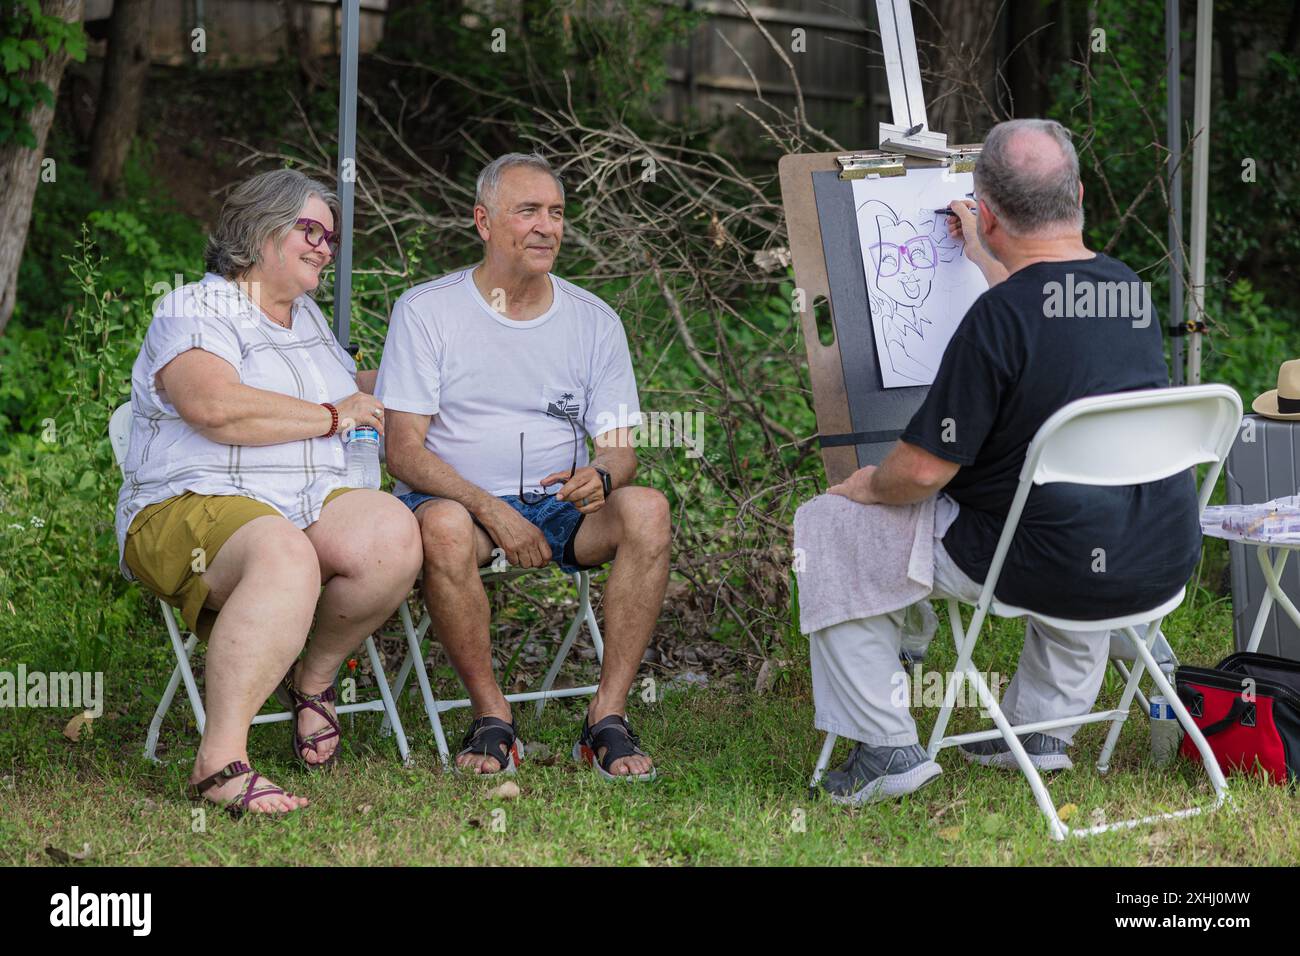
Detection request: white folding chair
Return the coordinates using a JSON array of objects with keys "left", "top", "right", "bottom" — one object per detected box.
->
[
  {"left": 379, "top": 566, "right": 605, "bottom": 767},
  {"left": 809, "top": 384, "right": 1243, "bottom": 840},
  {"left": 109, "top": 403, "right": 413, "bottom": 765}
]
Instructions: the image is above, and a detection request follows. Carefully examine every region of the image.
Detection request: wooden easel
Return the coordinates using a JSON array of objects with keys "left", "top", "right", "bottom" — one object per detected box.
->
[{"left": 779, "top": 0, "right": 980, "bottom": 486}]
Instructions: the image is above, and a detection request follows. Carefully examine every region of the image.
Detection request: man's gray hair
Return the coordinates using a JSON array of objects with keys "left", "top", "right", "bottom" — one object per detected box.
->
[
  {"left": 204, "top": 168, "right": 339, "bottom": 279},
  {"left": 475, "top": 152, "right": 565, "bottom": 212},
  {"left": 974, "top": 118, "right": 1084, "bottom": 235}
]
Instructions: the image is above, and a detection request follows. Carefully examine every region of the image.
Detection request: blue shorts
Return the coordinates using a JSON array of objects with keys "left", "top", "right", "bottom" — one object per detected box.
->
[{"left": 396, "top": 491, "right": 597, "bottom": 575}]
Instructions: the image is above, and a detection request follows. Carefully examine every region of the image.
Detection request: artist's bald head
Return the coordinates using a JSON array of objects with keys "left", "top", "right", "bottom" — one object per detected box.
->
[{"left": 973, "top": 118, "right": 1084, "bottom": 239}]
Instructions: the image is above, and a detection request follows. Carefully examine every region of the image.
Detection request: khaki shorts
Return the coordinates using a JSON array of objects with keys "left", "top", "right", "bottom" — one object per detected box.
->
[{"left": 123, "top": 488, "right": 356, "bottom": 640}]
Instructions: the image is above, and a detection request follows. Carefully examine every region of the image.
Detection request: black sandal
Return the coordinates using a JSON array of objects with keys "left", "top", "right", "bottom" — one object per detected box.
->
[
  {"left": 573, "top": 714, "right": 657, "bottom": 782},
  {"left": 456, "top": 715, "right": 522, "bottom": 775}
]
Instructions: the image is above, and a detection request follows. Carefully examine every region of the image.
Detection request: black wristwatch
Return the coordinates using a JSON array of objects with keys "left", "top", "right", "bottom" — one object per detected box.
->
[{"left": 593, "top": 464, "right": 613, "bottom": 498}]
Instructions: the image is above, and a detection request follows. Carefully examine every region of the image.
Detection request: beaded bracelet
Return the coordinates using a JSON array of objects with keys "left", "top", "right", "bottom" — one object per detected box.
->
[{"left": 321, "top": 402, "right": 339, "bottom": 438}]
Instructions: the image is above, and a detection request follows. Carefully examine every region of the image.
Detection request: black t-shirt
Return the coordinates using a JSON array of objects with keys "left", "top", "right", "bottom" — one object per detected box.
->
[{"left": 900, "top": 253, "right": 1201, "bottom": 621}]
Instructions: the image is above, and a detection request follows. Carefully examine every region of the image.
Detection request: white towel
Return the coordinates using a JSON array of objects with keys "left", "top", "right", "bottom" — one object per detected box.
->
[{"left": 793, "top": 493, "right": 937, "bottom": 635}]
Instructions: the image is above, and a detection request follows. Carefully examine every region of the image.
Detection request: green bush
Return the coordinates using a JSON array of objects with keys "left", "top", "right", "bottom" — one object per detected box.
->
[{"left": 0, "top": 232, "right": 151, "bottom": 675}]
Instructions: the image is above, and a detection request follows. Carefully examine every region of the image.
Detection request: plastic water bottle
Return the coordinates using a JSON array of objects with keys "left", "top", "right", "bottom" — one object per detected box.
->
[
  {"left": 1149, "top": 694, "right": 1183, "bottom": 766},
  {"left": 344, "top": 426, "right": 381, "bottom": 490},
  {"left": 899, "top": 600, "right": 938, "bottom": 670}
]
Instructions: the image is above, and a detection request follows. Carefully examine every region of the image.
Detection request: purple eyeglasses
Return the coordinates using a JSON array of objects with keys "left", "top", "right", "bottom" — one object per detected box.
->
[
  {"left": 870, "top": 236, "right": 937, "bottom": 277},
  {"left": 295, "top": 218, "right": 340, "bottom": 256}
]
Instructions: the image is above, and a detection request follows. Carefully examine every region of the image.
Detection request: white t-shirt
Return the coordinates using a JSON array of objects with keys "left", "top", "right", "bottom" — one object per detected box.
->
[{"left": 376, "top": 267, "right": 643, "bottom": 498}]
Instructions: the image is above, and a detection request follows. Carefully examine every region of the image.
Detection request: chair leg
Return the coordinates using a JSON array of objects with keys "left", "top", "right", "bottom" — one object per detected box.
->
[
  {"left": 381, "top": 601, "right": 424, "bottom": 737},
  {"left": 1064, "top": 632, "right": 1233, "bottom": 837},
  {"left": 394, "top": 603, "right": 450, "bottom": 766},
  {"left": 535, "top": 571, "right": 591, "bottom": 718},
  {"left": 363, "top": 635, "right": 411, "bottom": 766},
  {"left": 809, "top": 732, "right": 838, "bottom": 794},
  {"left": 582, "top": 571, "right": 605, "bottom": 662},
  {"left": 1133, "top": 635, "right": 1230, "bottom": 802},
  {"left": 163, "top": 607, "right": 206, "bottom": 735},
  {"left": 926, "top": 600, "right": 975, "bottom": 758},
  {"left": 964, "top": 664, "right": 1070, "bottom": 841},
  {"left": 1097, "top": 620, "right": 1162, "bottom": 774},
  {"left": 1110, "top": 658, "right": 1151, "bottom": 718},
  {"left": 143, "top": 634, "right": 196, "bottom": 763}
]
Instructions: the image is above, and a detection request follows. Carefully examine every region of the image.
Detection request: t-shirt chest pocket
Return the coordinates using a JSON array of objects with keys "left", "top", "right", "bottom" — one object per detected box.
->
[{"left": 540, "top": 385, "right": 584, "bottom": 424}]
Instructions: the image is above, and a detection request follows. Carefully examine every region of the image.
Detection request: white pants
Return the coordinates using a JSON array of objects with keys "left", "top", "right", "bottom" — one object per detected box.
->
[{"left": 809, "top": 500, "right": 1113, "bottom": 748}]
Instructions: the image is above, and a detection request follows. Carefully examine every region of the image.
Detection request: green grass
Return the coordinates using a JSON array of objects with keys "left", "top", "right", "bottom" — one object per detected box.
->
[{"left": 4, "top": 563, "right": 1297, "bottom": 867}]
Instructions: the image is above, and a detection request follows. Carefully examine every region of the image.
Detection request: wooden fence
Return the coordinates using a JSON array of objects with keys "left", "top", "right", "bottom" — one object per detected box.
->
[{"left": 82, "top": 0, "right": 888, "bottom": 147}]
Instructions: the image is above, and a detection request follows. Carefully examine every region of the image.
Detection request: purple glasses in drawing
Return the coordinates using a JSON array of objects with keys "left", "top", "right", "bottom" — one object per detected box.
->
[{"left": 869, "top": 236, "right": 938, "bottom": 277}]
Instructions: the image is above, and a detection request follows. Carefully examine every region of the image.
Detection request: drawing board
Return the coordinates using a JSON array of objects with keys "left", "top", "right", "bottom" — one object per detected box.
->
[{"left": 778, "top": 149, "right": 984, "bottom": 484}]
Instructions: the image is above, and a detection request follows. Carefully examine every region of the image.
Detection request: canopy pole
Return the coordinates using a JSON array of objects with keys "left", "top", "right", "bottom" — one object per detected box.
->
[
  {"left": 333, "top": 0, "right": 360, "bottom": 349},
  {"left": 1165, "top": 0, "right": 1184, "bottom": 386},
  {"left": 1186, "top": 0, "right": 1213, "bottom": 386}
]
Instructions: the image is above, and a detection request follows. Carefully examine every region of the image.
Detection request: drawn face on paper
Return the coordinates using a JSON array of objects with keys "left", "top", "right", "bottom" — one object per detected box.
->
[{"left": 870, "top": 217, "right": 936, "bottom": 307}]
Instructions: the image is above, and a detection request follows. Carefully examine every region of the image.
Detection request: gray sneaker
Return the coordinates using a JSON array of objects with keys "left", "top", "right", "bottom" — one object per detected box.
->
[
  {"left": 819, "top": 742, "right": 943, "bottom": 806},
  {"left": 959, "top": 732, "right": 1074, "bottom": 772}
]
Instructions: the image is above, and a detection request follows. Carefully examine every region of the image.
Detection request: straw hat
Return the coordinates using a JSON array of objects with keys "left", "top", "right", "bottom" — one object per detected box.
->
[{"left": 1253, "top": 359, "right": 1300, "bottom": 421}]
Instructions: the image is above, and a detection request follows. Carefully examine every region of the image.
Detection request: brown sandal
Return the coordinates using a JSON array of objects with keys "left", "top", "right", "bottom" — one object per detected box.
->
[{"left": 187, "top": 761, "right": 294, "bottom": 819}]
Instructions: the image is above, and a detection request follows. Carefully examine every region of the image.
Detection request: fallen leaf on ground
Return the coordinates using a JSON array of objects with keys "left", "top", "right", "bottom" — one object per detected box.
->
[
  {"left": 486, "top": 780, "right": 520, "bottom": 800},
  {"left": 358, "top": 804, "right": 372, "bottom": 815},
  {"left": 1143, "top": 829, "right": 1173, "bottom": 848},
  {"left": 937, "top": 826, "right": 962, "bottom": 841},
  {"left": 1057, "top": 803, "right": 1078, "bottom": 822},
  {"left": 62, "top": 712, "right": 93, "bottom": 741}
]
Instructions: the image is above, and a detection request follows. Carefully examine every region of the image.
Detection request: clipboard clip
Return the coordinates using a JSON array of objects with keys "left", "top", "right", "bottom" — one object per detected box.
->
[
  {"left": 836, "top": 147, "right": 981, "bottom": 181},
  {"left": 836, "top": 153, "right": 907, "bottom": 180}
]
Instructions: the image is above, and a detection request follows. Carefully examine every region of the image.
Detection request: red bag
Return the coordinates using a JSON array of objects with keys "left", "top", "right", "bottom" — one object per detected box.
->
[{"left": 1175, "top": 652, "right": 1300, "bottom": 785}]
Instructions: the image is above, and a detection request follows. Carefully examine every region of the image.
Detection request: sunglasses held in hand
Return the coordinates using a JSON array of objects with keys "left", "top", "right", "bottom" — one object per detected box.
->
[{"left": 519, "top": 414, "right": 579, "bottom": 505}]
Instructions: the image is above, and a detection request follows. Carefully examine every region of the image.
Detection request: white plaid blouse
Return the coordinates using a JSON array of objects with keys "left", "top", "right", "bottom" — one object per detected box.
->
[{"left": 114, "top": 273, "right": 359, "bottom": 579}]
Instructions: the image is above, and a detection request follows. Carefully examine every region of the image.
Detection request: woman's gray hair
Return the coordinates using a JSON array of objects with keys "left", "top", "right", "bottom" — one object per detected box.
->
[
  {"left": 204, "top": 168, "right": 339, "bottom": 279},
  {"left": 973, "top": 118, "right": 1084, "bottom": 235},
  {"left": 475, "top": 153, "right": 565, "bottom": 212}
]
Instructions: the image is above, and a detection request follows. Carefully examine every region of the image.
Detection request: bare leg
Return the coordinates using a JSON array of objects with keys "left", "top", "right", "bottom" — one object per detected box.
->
[
  {"left": 415, "top": 499, "right": 503, "bottom": 773},
  {"left": 191, "top": 516, "right": 321, "bottom": 812},
  {"left": 293, "top": 490, "right": 423, "bottom": 764},
  {"left": 570, "top": 486, "right": 671, "bottom": 776}
]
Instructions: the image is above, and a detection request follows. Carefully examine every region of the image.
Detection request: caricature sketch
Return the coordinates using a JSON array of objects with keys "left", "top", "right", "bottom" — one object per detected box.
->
[{"left": 851, "top": 169, "right": 989, "bottom": 388}]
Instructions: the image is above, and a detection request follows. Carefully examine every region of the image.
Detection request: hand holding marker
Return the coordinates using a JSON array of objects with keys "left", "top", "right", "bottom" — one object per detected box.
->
[{"left": 929, "top": 192, "right": 977, "bottom": 218}]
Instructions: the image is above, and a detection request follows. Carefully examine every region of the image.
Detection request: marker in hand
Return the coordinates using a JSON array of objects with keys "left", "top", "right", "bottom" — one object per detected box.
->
[{"left": 931, "top": 194, "right": 977, "bottom": 217}]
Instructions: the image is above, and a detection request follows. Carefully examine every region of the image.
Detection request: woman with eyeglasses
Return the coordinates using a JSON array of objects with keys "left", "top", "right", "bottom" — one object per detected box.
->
[{"left": 114, "top": 168, "right": 423, "bottom": 817}]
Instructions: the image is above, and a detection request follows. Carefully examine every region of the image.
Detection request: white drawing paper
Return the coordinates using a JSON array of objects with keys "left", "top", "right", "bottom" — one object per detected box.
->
[{"left": 851, "top": 169, "right": 988, "bottom": 388}]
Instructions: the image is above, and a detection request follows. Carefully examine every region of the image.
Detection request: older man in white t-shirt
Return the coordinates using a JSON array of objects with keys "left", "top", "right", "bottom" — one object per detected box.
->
[{"left": 378, "top": 153, "right": 670, "bottom": 780}]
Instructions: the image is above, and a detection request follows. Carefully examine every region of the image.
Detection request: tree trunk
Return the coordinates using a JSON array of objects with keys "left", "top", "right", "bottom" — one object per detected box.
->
[
  {"left": 281, "top": 0, "right": 323, "bottom": 91},
  {"left": 88, "top": 0, "right": 151, "bottom": 197},
  {"left": 1004, "top": 0, "right": 1062, "bottom": 118},
  {"left": 918, "top": 0, "right": 1002, "bottom": 143},
  {"left": 1219, "top": 15, "right": 1238, "bottom": 102},
  {"left": 0, "top": 0, "right": 84, "bottom": 337}
]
